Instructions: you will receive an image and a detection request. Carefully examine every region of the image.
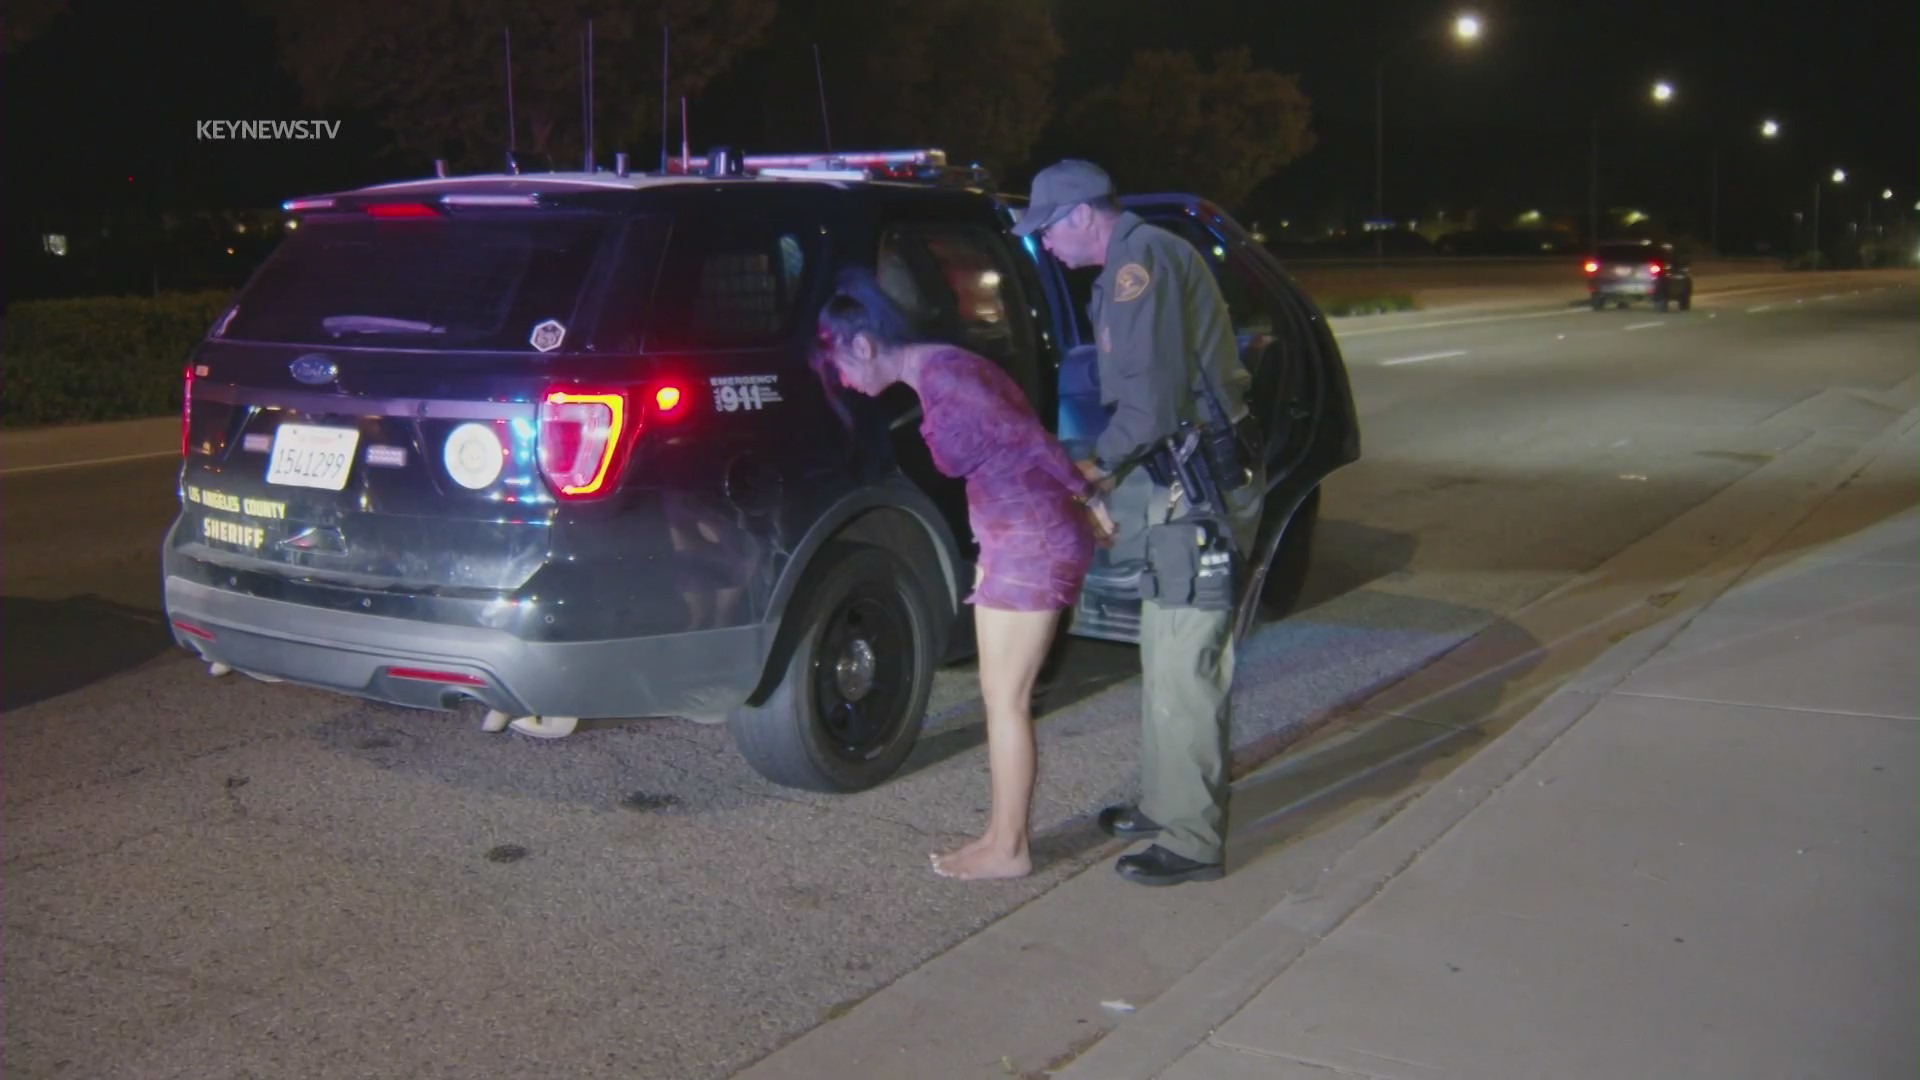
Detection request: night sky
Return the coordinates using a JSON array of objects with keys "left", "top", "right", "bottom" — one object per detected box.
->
[{"left": 4, "top": 0, "right": 1915, "bottom": 246}]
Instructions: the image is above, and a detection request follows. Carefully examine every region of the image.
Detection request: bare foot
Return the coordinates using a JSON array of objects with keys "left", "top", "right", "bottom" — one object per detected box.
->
[
  {"left": 930, "top": 833, "right": 992, "bottom": 864},
  {"left": 930, "top": 841, "right": 1032, "bottom": 881}
]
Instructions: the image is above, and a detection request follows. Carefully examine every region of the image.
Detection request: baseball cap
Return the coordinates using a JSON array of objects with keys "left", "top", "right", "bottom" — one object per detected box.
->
[{"left": 1010, "top": 159, "right": 1116, "bottom": 237}]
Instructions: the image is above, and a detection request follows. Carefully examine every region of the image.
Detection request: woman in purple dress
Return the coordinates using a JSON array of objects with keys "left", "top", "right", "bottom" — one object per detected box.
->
[{"left": 816, "top": 272, "right": 1116, "bottom": 880}]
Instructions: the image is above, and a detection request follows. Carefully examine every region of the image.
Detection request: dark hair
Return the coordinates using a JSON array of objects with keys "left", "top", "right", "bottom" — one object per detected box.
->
[
  {"left": 817, "top": 266, "right": 919, "bottom": 349},
  {"left": 809, "top": 266, "right": 921, "bottom": 441}
]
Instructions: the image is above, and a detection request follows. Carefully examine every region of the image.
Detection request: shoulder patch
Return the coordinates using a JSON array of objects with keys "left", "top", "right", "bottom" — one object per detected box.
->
[{"left": 1113, "top": 262, "right": 1151, "bottom": 303}]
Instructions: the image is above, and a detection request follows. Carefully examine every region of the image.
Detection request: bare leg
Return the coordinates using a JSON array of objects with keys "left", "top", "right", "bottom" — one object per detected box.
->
[{"left": 932, "top": 604, "right": 1060, "bottom": 881}]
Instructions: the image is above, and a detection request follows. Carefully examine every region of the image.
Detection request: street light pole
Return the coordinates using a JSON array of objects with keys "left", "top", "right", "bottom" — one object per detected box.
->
[
  {"left": 1374, "top": 59, "right": 1385, "bottom": 259},
  {"left": 1589, "top": 110, "right": 1600, "bottom": 248},
  {"left": 1811, "top": 181, "right": 1821, "bottom": 266},
  {"left": 1372, "top": 11, "right": 1480, "bottom": 261},
  {"left": 1710, "top": 145, "right": 1719, "bottom": 254}
]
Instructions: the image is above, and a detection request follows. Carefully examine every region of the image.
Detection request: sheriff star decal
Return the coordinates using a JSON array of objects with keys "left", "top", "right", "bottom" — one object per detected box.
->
[{"left": 1114, "top": 262, "right": 1151, "bottom": 302}]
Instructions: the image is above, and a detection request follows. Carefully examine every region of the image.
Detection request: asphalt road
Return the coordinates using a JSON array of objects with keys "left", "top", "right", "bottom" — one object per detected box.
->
[{"left": 3, "top": 274, "right": 1914, "bottom": 1080}]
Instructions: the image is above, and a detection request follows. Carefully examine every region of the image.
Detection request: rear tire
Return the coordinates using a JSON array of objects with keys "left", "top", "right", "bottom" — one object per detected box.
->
[
  {"left": 1590, "top": 293, "right": 1606, "bottom": 311},
  {"left": 728, "top": 542, "right": 937, "bottom": 793}
]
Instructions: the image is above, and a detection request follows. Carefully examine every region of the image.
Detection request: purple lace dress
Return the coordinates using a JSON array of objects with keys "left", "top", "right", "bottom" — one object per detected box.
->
[{"left": 915, "top": 348, "right": 1096, "bottom": 612}]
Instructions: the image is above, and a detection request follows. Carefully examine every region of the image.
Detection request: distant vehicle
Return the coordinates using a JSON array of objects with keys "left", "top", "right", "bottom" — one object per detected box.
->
[
  {"left": 160, "top": 146, "right": 1362, "bottom": 794},
  {"left": 1583, "top": 240, "right": 1692, "bottom": 312}
]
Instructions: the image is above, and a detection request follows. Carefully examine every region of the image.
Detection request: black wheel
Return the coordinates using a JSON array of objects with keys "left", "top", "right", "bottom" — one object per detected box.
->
[
  {"left": 1653, "top": 296, "right": 1669, "bottom": 313},
  {"left": 1678, "top": 290, "right": 1692, "bottom": 311},
  {"left": 729, "top": 542, "right": 936, "bottom": 792},
  {"left": 1590, "top": 293, "right": 1606, "bottom": 311}
]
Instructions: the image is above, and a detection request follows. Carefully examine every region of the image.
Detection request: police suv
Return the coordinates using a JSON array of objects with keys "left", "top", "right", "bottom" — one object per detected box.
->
[{"left": 163, "top": 148, "right": 1361, "bottom": 793}]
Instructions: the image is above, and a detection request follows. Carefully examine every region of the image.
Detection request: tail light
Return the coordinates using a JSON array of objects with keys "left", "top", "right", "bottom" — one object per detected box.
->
[
  {"left": 181, "top": 363, "right": 195, "bottom": 456},
  {"left": 1583, "top": 260, "right": 1600, "bottom": 274},
  {"left": 387, "top": 667, "right": 487, "bottom": 687},
  {"left": 535, "top": 381, "right": 688, "bottom": 499},
  {"left": 1647, "top": 262, "right": 1663, "bottom": 277},
  {"left": 539, "top": 390, "right": 631, "bottom": 498}
]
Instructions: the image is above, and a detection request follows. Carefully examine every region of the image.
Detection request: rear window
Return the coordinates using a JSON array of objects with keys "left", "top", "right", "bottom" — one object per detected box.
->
[
  {"left": 1596, "top": 244, "right": 1658, "bottom": 261},
  {"left": 218, "top": 211, "right": 618, "bottom": 351}
]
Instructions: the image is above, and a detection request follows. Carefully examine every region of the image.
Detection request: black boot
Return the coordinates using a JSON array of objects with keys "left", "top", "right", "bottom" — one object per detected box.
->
[
  {"left": 1097, "top": 805, "right": 1162, "bottom": 839},
  {"left": 1115, "top": 844, "right": 1224, "bottom": 886}
]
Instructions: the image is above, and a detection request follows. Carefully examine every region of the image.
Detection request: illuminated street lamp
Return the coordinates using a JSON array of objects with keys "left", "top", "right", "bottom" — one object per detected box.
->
[
  {"left": 1374, "top": 10, "right": 1484, "bottom": 257},
  {"left": 1760, "top": 118, "right": 1780, "bottom": 138},
  {"left": 1812, "top": 168, "right": 1846, "bottom": 267},
  {"left": 1883, "top": 188, "right": 1894, "bottom": 200},
  {"left": 1588, "top": 79, "right": 1679, "bottom": 248}
]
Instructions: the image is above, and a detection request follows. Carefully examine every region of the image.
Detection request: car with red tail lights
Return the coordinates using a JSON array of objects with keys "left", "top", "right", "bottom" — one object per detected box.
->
[{"left": 1583, "top": 240, "right": 1693, "bottom": 312}]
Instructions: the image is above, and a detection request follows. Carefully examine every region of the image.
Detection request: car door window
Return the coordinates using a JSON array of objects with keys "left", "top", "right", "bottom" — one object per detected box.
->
[
  {"left": 1138, "top": 214, "right": 1278, "bottom": 337},
  {"left": 877, "top": 223, "right": 1042, "bottom": 406},
  {"left": 644, "top": 214, "right": 819, "bottom": 353}
]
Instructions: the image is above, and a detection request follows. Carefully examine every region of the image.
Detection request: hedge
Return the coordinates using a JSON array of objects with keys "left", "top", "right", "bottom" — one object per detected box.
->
[
  {"left": 1, "top": 289, "right": 236, "bottom": 427},
  {"left": 1314, "top": 293, "right": 1421, "bottom": 317}
]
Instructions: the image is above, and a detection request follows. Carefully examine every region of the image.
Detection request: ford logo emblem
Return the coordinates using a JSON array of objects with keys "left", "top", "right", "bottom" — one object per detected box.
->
[{"left": 289, "top": 356, "right": 338, "bottom": 386}]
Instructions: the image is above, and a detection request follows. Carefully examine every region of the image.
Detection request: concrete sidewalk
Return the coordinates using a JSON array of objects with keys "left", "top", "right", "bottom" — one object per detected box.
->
[{"left": 1059, "top": 509, "right": 1918, "bottom": 1076}]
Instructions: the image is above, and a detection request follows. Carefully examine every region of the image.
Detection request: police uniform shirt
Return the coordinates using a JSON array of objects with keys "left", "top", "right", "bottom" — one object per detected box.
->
[{"left": 1088, "top": 212, "right": 1249, "bottom": 473}]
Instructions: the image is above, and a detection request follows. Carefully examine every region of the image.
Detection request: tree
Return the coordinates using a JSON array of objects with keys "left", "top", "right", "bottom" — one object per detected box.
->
[
  {"left": 3, "top": 0, "right": 68, "bottom": 52},
  {"left": 752, "top": 0, "right": 1063, "bottom": 178},
  {"left": 1060, "top": 48, "right": 1316, "bottom": 211},
  {"left": 263, "top": 0, "right": 777, "bottom": 172}
]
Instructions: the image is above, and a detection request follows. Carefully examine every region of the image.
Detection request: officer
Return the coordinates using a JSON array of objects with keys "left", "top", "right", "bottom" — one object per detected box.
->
[{"left": 1013, "top": 159, "right": 1265, "bottom": 886}]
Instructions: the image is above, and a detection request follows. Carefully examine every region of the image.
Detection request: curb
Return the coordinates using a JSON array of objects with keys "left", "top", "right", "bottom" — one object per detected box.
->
[{"left": 1048, "top": 403, "right": 1920, "bottom": 1080}]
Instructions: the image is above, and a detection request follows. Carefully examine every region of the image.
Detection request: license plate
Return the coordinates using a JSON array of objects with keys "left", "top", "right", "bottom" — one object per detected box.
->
[
  {"left": 1612, "top": 266, "right": 1631, "bottom": 276},
  {"left": 265, "top": 423, "right": 361, "bottom": 491}
]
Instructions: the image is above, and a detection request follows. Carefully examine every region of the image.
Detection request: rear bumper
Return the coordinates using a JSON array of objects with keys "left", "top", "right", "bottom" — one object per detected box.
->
[
  {"left": 163, "top": 576, "right": 770, "bottom": 720},
  {"left": 1590, "top": 280, "right": 1658, "bottom": 295}
]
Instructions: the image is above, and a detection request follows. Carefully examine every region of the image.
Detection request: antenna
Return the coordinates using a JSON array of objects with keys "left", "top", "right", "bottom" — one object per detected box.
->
[
  {"left": 812, "top": 44, "right": 833, "bottom": 152},
  {"left": 659, "top": 23, "right": 670, "bottom": 173},
  {"left": 581, "top": 19, "right": 596, "bottom": 173},
  {"left": 504, "top": 26, "right": 519, "bottom": 173}
]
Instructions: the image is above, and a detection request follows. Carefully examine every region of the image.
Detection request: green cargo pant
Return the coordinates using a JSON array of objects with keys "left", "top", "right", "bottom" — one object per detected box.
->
[{"left": 1136, "top": 468, "right": 1265, "bottom": 865}]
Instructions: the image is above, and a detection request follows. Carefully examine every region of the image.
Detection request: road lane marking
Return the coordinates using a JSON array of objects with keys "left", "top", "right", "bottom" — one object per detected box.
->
[
  {"left": 1624, "top": 321, "right": 1666, "bottom": 331},
  {"left": 1334, "top": 279, "right": 1883, "bottom": 339},
  {"left": 1338, "top": 308, "right": 1585, "bottom": 338},
  {"left": 1748, "top": 304, "right": 1775, "bottom": 313},
  {"left": 0, "top": 449, "right": 179, "bottom": 476},
  {"left": 1819, "top": 294, "right": 1840, "bottom": 301},
  {"left": 1380, "top": 349, "right": 1469, "bottom": 367}
]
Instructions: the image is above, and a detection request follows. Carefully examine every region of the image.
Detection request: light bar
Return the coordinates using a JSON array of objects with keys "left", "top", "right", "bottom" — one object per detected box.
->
[
  {"left": 668, "top": 148, "right": 946, "bottom": 173},
  {"left": 282, "top": 197, "right": 336, "bottom": 212},
  {"left": 441, "top": 193, "right": 543, "bottom": 207},
  {"left": 758, "top": 167, "right": 869, "bottom": 181}
]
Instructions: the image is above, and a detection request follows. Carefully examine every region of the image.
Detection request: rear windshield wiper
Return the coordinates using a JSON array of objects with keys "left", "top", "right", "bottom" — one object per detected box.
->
[{"left": 322, "top": 315, "right": 446, "bottom": 336}]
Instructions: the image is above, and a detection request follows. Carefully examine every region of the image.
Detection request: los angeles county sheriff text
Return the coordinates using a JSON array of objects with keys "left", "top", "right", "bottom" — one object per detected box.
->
[{"left": 188, "top": 484, "right": 288, "bottom": 549}]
